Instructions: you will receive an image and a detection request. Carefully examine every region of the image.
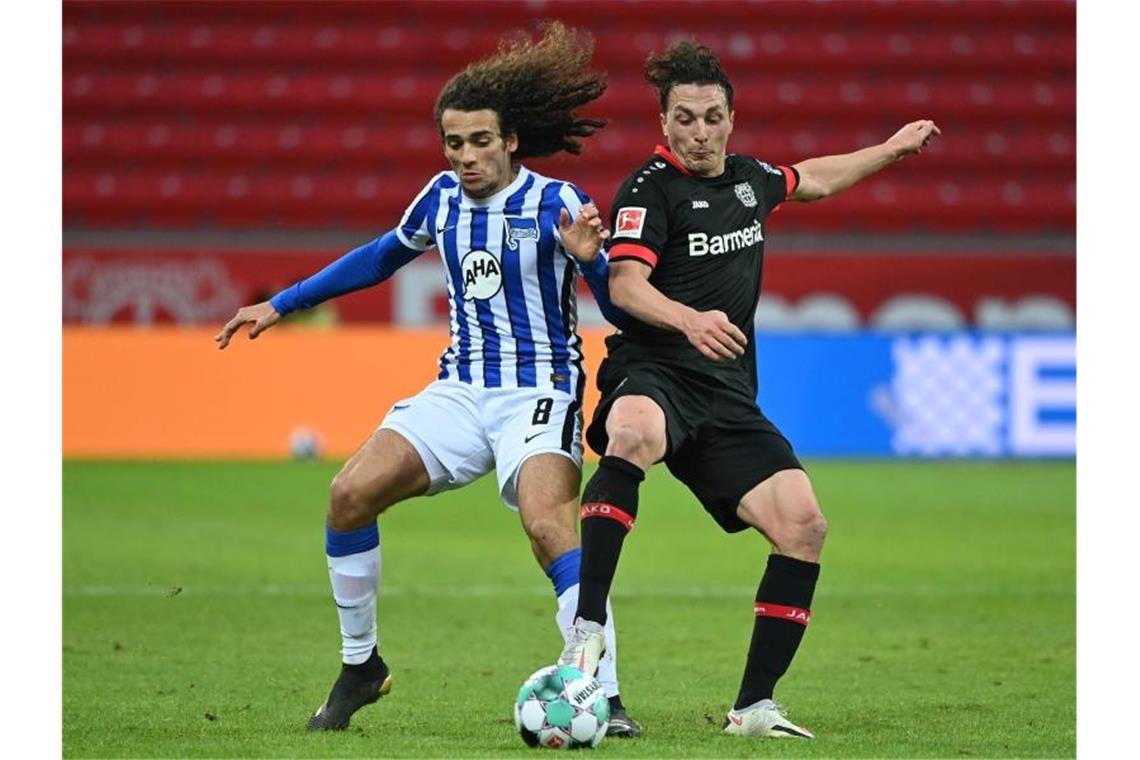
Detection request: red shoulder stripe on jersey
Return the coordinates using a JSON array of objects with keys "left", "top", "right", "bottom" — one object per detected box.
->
[
  {"left": 754, "top": 601, "right": 811, "bottom": 625},
  {"left": 580, "top": 502, "right": 636, "bottom": 532},
  {"left": 778, "top": 165, "right": 799, "bottom": 198},
  {"left": 653, "top": 145, "right": 691, "bottom": 176},
  {"left": 610, "top": 243, "right": 658, "bottom": 269}
]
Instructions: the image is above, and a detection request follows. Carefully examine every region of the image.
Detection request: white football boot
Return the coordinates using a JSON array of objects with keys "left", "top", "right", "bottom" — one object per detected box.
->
[
  {"left": 558, "top": 617, "right": 606, "bottom": 677},
  {"left": 723, "top": 699, "right": 814, "bottom": 739}
]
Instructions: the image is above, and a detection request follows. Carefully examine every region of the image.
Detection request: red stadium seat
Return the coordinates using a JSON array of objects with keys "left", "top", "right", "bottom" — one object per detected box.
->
[{"left": 62, "top": 0, "right": 1075, "bottom": 234}]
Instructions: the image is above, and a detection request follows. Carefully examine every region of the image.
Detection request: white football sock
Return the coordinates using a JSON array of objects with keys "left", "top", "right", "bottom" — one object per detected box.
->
[
  {"left": 327, "top": 545, "right": 380, "bottom": 665},
  {"left": 557, "top": 583, "right": 619, "bottom": 698}
]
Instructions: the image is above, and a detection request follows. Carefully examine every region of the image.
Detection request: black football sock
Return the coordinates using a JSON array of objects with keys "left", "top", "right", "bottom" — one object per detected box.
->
[
  {"left": 343, "top": 645, "right": 386, "bottom": 681},
  {"left": 576, "top": 455, "right": 645, "bottom": 625},
  {"left": 734, "top": 554, "right": 820, "bottom": 710}
]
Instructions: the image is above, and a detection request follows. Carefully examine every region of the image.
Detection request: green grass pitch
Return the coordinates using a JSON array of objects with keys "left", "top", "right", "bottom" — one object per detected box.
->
[{"left": 63, "top": 460, "right": 1074, "bottom": 757}]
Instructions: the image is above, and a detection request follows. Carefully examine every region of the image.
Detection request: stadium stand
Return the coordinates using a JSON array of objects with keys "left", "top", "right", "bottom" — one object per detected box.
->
[{"left": 63, "top": 0, "right": 1075, "bottom": 233}]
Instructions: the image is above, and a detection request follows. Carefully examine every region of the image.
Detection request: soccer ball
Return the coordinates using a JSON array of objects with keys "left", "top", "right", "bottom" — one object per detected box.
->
[{"left": 514, "top": 664, "right": 610, "bottom": 749}]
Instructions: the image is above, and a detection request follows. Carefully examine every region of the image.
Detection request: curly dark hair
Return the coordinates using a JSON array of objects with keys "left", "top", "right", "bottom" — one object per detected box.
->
[
  {"left": 433, "top": 21, "right": 607, "bottom": 159},
  {"left": 645, "top": 39, "right": 734, "bottom": 113}
]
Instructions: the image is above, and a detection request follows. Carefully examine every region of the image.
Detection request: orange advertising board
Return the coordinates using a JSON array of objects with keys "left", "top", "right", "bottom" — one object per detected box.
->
[{"left": 63, "top": 326, "right": 610, "bottom": 458}]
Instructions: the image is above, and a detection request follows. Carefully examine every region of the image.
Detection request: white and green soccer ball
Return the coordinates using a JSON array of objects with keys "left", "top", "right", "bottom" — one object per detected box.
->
[{"left": 514, "top": 664, "right": 610, "bottom": 749}]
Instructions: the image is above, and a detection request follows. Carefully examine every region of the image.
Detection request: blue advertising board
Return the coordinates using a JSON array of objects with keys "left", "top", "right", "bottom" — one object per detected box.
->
[{"left": 754, "top": 332, "right": 1075, "bottom": 458}]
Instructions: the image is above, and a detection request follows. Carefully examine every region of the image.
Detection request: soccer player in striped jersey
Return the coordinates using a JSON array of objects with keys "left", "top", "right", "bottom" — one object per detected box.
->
[{"left": 214, "top": 23, "right": 642, "bottom": 735}]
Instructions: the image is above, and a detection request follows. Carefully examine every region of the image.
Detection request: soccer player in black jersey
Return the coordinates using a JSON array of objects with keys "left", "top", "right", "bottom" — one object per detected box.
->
[{"left": 558, "top": 40, "right": 940, "bottom": 739}]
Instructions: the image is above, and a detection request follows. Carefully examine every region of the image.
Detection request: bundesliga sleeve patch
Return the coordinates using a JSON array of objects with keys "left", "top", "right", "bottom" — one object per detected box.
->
[{"left": 614, "top": 207, "right": 647, "bottom": 239}]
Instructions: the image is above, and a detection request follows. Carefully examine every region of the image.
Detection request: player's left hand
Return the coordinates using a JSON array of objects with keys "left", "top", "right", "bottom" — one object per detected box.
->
[
  {"left": 886, "top": 119, "right": 941, "bottom": 158},
  {"left": 560, "top": 204, "right": 611, "bottom": 263}
]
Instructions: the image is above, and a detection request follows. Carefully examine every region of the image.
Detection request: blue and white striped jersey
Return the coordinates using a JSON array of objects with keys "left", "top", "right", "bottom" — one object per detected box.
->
[{"left": 394, "top": 166, "right": 601, "bottom": 397}]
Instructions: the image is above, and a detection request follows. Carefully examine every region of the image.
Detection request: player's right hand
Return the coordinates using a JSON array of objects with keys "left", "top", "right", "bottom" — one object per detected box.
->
[
  {"left": 214, "top": 301, "right": 281, "bottom": 350},
  {"left": 682, "top": 309, "right": 748, "bottom": 362}
]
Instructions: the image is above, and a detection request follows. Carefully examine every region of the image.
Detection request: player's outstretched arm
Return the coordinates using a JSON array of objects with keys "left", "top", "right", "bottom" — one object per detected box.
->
[
  {"left": 213, "top": 229, "right": 424, "bottom": 350},
  {"left": 609, "top": 260, "right": 746, "bottom": 362},
  {"left": 559, "top": 204, "right": 610, "bottom": 264},
  {"left": 215, "top": 301, "right": 281, "bottom": 350},
  {"left": 791, "top": 119, "right": 941, "bottom": 202}
]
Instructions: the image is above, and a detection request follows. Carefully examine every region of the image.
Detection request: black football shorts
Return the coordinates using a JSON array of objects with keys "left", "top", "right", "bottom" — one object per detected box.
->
[{"left": 586, "top": 351, "right": 804, "bottom": 533}]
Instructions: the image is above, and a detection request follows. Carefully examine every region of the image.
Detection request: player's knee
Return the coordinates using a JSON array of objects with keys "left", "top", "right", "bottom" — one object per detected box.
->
[
  {"left": 328, "top": 473, "right": 383, "bottom": 531},
  {"left": 522, "top": 510, "right": 572, "bottom": 554},
  {"left": 782, "top": 500, "right": 828, "bottom": 557},
  {"left": 605, "top": 423, "right": 661, "bottom": 467}
]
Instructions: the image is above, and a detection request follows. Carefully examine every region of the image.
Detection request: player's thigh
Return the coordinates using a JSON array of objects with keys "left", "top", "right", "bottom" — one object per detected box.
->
[
  {"left": 490, "top": 388, "right": 583, "bottom": 512},
  {"left": 666, "top": 423, "right": 805, "bottom": 534},
  {"left": 587, "top": 360, "right": 708, "bottom": 466},
  {"left": 378, "top": 380, "right": 496, "bottom": 498},
  {"left": 604, "top": 395, "right": 669, "bottom": 465},
  {"left": 332, "top": 427, "right": 431, "bottom": 513}
]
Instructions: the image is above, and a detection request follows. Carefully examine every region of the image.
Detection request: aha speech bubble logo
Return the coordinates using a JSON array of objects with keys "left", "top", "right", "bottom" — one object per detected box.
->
[{"left": 460, "top": 249, "right": 503, "bottom": 300}]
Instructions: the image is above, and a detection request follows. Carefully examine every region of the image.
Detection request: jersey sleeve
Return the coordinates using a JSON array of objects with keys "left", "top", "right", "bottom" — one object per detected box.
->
[
  {"left": 395, "top": 172, "right": 447, "bottom": 251},
  {"left": 755, "top": 159, "right": 800, "bottom": 213},
  {"left": 608, "top": 176, "right": 668, "bottom": 270},
  {"left": 554, "top": 183, "right": 629, "bottom": 329},
  {"left": 269, "top": 229, "right": 423, "bottom": 315},
  {"left": 551, "top": 182, "right": 591, "bottom": 248}
]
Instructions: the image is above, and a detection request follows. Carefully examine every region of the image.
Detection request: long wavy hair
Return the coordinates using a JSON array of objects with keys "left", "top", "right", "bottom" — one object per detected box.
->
[{"left": 433, "top": 21, "right": 607, "bottom": 159}]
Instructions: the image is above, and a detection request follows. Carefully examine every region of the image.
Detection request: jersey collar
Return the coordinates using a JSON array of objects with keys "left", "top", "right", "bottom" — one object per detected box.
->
[
  {"left": 460, "top": 165, "right": 531, "bottom": 207},
  {"left": 654, "top": 145, "right": 691, "bottom": 175}
]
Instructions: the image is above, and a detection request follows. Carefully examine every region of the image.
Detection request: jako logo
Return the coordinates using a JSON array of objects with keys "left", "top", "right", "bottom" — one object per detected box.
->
[
  {"left": 691, "top": 199, "right": 709, "bottom": 209},
  {"left": 460, "top": 249, "right": 503, "bottom": 300},
  {"left": 689, "top": 220, "right": 763, "bottom": 256}
]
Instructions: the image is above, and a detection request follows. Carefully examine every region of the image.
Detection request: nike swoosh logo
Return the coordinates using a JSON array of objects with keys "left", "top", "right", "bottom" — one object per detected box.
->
[
  {"left": 392, "top": 404, "right": 410, "bottom": 410},
  {"left": 524, "top": 432, "right": 548, "bottom": 443},
  {"left": 437, "top": 226, "right": 457, "bottom": 235},
  {"left": 727, "top": 714, "right": 743, "bottom": 726}
]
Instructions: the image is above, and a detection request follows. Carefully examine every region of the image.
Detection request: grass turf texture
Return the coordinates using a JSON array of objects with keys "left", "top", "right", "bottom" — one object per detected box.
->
[{"left": 64, "top": 460, "right": 1074, "bottom": 758}]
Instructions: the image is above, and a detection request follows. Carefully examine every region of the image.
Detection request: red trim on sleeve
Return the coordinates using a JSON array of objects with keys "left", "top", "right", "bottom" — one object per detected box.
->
[
  {"left": 580, "top": 502, "right": 636, "bottom": 532},
  {"left": 653, "top": 145, "right": 692, "bottom": 176},
  {"left": 778, "top": 165, "right": 798, "bottom": 199},
  {"left": 609, "top": 242, "right": 658, "bottom": 269},
  {"left": 754, "top": 602, "right": 811, "bottom": 625}
]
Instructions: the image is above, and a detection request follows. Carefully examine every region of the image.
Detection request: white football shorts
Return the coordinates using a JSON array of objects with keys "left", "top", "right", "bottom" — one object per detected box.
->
[{"left": 379, "top": 379, "right": 584, "bottom": 510}]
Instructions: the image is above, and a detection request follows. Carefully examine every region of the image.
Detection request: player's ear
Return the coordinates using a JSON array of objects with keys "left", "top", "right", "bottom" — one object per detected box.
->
[
  {"left": 659, "top": 112, "right": 667, "bottom": 137},
  {"left": 505, "top": 130, "right": 519, "bottom": 156}
]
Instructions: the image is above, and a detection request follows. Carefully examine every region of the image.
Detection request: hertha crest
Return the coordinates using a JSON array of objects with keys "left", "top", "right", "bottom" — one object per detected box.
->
[{"left": 734, "top": 182, "right": 758, "bottom": 208}]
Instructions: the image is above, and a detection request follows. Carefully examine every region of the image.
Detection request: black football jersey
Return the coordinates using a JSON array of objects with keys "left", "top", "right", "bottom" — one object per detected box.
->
[{"left": 606, "top": 145, "right": 798, "bottom": 393}]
